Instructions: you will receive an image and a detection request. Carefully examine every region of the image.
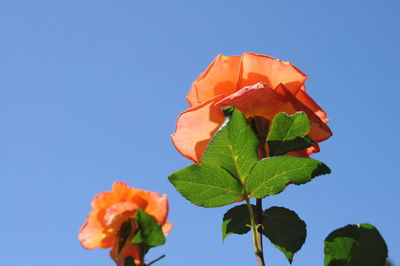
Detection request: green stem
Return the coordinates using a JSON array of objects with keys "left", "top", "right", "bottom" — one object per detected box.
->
[
  {"left": 251, "top": 116, "right": 269, "bottom": 265},
  {"left": 245, "top": 196, "right": 265, "bottom": 266}
]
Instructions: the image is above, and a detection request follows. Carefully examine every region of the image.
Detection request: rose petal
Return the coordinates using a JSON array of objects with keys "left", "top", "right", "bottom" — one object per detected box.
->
[
  {"left": 275, "top": 84, "right": 332, "bottom": 142},
  {"left": 78, "top": 214, "right": 103, "bottom": 250},
  {"left": 162, "top": 222, "right": 173, "bottom": 236},
  {"left": 91, "top": 182, "right": 140, "bottom": 210},
  {"left": 104, "top": 202, "right": 138, "bottom": 226},
  {"left": 187, "top": 55, "right": 242, "bottom": 106},
  {"left": 286, "top": 143, "right": 320, "bottom": 157},
  {"left": 295, "top": 89, "right": 329, "bottom": 123},
  {"left": 172, "top": 95, "right": 226, "bottom": 163},
  {"left": 144, "top": 194, "right": 169, "bottom": 225},
  {"left": 240, "top": 53, "right": 307, "bottom": 94},
  {"left": 218, "top": 82, "right": 291, "bottom": 120},
  {"left": 79, "top": 182, "right": 172, "bottom": 251},
  {"left": 218, "top": 82, "right": 332, "bottom": 143}
]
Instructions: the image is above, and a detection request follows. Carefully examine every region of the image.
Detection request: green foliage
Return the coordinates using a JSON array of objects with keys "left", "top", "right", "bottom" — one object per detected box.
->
[
  {"left": 201, "top": 109, "right": 259, "bottom": 181},
  {"left": 246, "top": 156, "right": 331, "bottom": 198},
  {"left": 170, "top": 109, "right": 331, "bottom": 207},
  {"left": 267, "top": 112, "right": 313, "bottom": 156},
  {"left": 131, "top": 208, "right": 165, "bottom": 248},
  {"left": 262, "top": 207, "right": 306, "bottom": 264},
  {"left": 169, "top": 108, "right": 338, "bottom": 264},
  {"left": 168, "top": 164, "right": 243, "bottom": 207},
  {"left": 324, "top": 224, "right": 388, "bottom": 266},
  {"left": 222, "top": 204, "right": 255, "bottom": 241}
]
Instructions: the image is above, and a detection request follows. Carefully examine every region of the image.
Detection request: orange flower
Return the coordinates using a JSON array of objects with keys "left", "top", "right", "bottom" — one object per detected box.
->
[
  {"left": 172, "top": 53, "right": 332, "bottom": 162},
  {"left": 79, "top": 182, "right": 172, "bottom": 266}
]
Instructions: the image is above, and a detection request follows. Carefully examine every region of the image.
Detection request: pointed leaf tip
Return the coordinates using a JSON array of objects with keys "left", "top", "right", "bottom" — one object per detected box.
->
[
  {"left": 267, "top": 112, "right": 314, "bottom": 156},
  {"left": 247, "top": 156, "right": 331, "bottom": 199},
  {"left": 131, "top": 208, "right": 165, "bottom": 248},
  {"left": 201, "top": 108, "right": 259, "bottom": 181},
  {"left": 263, "top": 207, "right": 307, "bottom": 264}
]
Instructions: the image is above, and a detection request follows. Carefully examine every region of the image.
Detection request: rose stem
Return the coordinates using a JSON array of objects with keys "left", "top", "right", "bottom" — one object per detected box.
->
[
  {"left": 146, "top": 255, "right": 166, "bottom": 266},
  {"left": 255, "top": 199, "right": 264, "bottom": 261},
  {"left": 245, "top": 196, "right": 265, "bottom": 266},
  {"left": 249, "top": 116, "right": 270, "bottom": 265}
]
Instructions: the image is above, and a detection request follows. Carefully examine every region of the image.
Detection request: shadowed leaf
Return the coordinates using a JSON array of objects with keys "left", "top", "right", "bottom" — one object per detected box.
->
[
  {"left": 118, "top": 220, "right": 133, "bottom": 252},
  {"left": 324, "top": 224, "right": 388, "bottom": 266},
  {"left": 222, "top": 204, "right": 255, "bottom": 241},
  {"left": 262, "top": 207, "right": 306, "bottom": 263}
]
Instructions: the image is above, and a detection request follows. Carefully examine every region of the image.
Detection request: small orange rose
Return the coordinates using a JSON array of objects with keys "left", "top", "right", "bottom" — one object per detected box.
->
[
  {"left": 172, "top": 53, "right": 332, "bottom": 162},
  {"left": 78, "top": 182, "right": 172, "bottom": 266}
]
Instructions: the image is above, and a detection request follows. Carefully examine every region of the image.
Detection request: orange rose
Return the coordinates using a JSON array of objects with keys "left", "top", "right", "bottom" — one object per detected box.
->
[
  {"left": 78, "top": 182, "right": 172, "bottom": 266},
  {"left": 172, "top": 53, "right": 332, "bottom": 162}
]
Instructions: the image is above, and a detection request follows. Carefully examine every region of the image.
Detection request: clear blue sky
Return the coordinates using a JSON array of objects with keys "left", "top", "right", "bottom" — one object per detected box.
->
[{"left": 1, "top": 1, "right": 399, "bottom": 265}]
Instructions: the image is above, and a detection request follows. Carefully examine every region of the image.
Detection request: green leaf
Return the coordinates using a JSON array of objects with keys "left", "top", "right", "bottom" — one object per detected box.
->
[
  {"left": 246, "top": 156, "right": 330, "bottom": 198},
  {"left": 267, "top": 112, "right": 313, "bottom": 156},
  {"left": 201, "top": 108, "right": 259, "bottom": 181},
  {"left": 131, "top": 208, "right": 165, "bottom": 247},
  {"left": 222, "top": 204, "right": 255, "bottom": 241},
  {"left": 168, "top": 164, "right": 244, "bottom": 207},
  {"left": 131, "top": 230, "right": 143, "bottom": 244},
  {"left": 262, "top": 207, "right": 307, "bottom": 264},
  {"left": 324, "top": 224, "right": 388, "bottom": 266}
]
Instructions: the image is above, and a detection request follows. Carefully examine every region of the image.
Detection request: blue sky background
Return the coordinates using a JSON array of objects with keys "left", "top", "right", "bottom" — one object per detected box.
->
[{"left": 1, "top": 1, "right": 399, "bottom": 265}]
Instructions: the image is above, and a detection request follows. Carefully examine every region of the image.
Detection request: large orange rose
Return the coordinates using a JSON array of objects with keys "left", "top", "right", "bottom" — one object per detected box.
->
[
  {"left": 172, "top": 53, "right": 332, "bottom": 162},
  {"left": 78, "top": 182, "right": 172, "bottom": 266}
]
